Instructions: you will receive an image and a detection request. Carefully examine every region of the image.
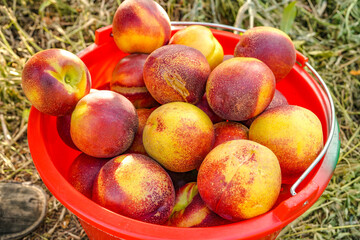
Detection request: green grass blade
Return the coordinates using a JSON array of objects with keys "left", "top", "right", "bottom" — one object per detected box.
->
[{"left": 281, "top": 1, "right": 297, "bottom": 33}]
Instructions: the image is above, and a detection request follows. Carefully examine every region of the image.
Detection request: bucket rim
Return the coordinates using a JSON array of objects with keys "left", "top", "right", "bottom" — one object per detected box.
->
[{"left": 27, "top": 22, "right": 340, "bottom": 240}]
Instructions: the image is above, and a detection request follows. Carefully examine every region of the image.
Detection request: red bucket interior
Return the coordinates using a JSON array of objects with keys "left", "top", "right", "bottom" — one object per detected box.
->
[{"left": 28, "top": 26, "right": 333, "bottom": 240}]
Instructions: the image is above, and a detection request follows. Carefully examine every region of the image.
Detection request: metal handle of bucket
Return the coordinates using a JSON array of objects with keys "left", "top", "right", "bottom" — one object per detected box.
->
[
  {"left": 171, "top": 21, "right": 337, "bottom": 196},
  {"left": 290, "top": 62, "right": 336, "bottom": 195}
]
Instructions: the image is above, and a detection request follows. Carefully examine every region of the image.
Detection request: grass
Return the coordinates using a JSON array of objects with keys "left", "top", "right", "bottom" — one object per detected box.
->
[{"left": 0, "top": 0, "right": 359, "bottom": 239}]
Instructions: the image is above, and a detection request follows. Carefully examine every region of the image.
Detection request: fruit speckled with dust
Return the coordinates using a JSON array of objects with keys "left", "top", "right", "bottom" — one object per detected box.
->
[
  {"left": 197, "top": 140, "right": 281, "bottom": 221},
  {"left": 143, "top": 102, "right": 215, "bottom": 172},
  {"left": 143, "top": 45, "right": 211, "bottom": 105},
  {"left": 92, "top": 154, "right": 175, "bottom": 224},
  {"left": 249, "top": 105, "right": 323, "bottom": 183}
]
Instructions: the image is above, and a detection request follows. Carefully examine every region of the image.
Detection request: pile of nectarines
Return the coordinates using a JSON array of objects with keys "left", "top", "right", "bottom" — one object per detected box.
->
[{"left": 21, "top": 0, "right": 324, "bottom": 228}]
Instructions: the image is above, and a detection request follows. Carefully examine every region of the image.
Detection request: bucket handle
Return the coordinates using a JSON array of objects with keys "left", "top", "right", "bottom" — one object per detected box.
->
[{"left": 290, "top": 62, "right": 336, "bottom": 195}]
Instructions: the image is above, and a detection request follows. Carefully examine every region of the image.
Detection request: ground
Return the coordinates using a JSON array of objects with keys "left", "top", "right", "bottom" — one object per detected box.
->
[{"left": 0, "top": 0, "right": 359, "bottom": 239}]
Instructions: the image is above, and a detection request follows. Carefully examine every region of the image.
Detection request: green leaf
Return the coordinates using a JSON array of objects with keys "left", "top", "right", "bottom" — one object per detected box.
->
[
  {"left": 281, "top": 1, "right": 297, "bottom": 34},
  {"left": 308, "top": 50, "right": 338, "bottom": 58}
]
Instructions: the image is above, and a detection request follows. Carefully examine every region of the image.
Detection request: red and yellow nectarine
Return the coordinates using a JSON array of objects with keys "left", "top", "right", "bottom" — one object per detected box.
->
[
  {"left": 234, "top": 26, "right": 296, "bottom": 82},
  {"left": 143, "top": 102, "right": 214, "bottom": 172},
  {"left": 112, "top": 0, "right": 171, "bottom": 53},
  {"left": 22, "top": 49, "right": 91, "bottom": 116},
  {"left": 143, "top": 45, "right": 211, "bottom": 105},
  {"left": 249, "top": 105, "right": 323, "bottom": 183},
  {"left": 92, "top": 154, "right": 175, "bottom": 224},
  {"left": 198, "top": 140, "right": 281, "bottom": 221},
  {"left": 70, "top": 90, "right": 138, "bottom": 158},
  {"left": 206, "top": 57, "right": 276, "bottom": 121}
]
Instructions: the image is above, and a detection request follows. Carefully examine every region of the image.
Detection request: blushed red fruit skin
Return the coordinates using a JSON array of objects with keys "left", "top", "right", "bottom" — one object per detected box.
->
[
  {"left": 70, "top": 90, "right": 138, "bottom": 158},
  {"left": 143, "top": 45, "right": 211, "bottom": 105},
  {"left": 249, "top": 105, "right": 324, "bottom": 183},
  {"left": 56, "top": 114, "right": 79, "bottom": 150},
  {"left": 177, "top": 193, "right": 230, "bottom": 227},
  {"left": 110, "top": 54, "right": 159, "bottom": 109},
  {"left": 56, "top": 87, "right": 97, "bottom": 148},
  {"left": 112, "top": 0, "right": 171, "bottom": 54},
  {"left": 206, "top": 57, "right": 276, "bottom": 121},
  {"left": 198, "top": 140, "right": 281, "bottom": 221},
  {"left": 168, "top": 182, "right": 230, "bottom": 227},
  {"left": 142, "top": 102, "right": 215, "bottom": 172},
  {"left": 67, "top": 153, "right": 109, "bottom": 198},
  {"left": 21, "top": 49, "right": 91, "bottom": 116},
  {"left": 242, "top": 89, "right": 288, "bottom": 127},
  {"left": 126, "top": 108, "right": 155, "bottom": 156},
  {"left": 234, "top": 26, "right": 296, "bottom": 82},
  {"left": 213, "top": 121, "right": 249, "bottom": 148},
  {"left": 92, "top": 154, "right": 175, "bottom": 224},
  {"left": 195, "top": 94, "right": 223, "bottom": 123}
]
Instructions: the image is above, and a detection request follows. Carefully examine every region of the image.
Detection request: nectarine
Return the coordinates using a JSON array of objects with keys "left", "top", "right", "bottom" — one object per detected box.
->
[
  {"left": 234, "top": 26, "right": 296, "bottom": 82},
  {"left": 112, "top": 0, "right": 171, "bottom": 53},
  {"left": 70, "top": 90, "right": 138, "bottom": 158},
  {"left": 21, "top": 49, "right": 91, "bottom": 116},
  {"left": 143, "top": 102, "right": 214, "bottom": 172},
  {"left": 92, "top": 154, "right": 175, "bottom": 224},
  {"left": 143, "top": 45, "right": 211, "bottom": 105},
  {"left": 198, "top": 140, "right": 281, "bottom": 221},
  {"left": 249, "top": 105, "right": 323, "bottom": 183},
  {"left": 206, "top": 57, "right": 276, "bottom": 121}
]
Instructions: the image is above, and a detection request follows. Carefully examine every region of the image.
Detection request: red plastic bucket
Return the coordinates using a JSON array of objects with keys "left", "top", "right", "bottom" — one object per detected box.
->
[{"left": 27, "top": 23, "right": 340, "bottom": 240}]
